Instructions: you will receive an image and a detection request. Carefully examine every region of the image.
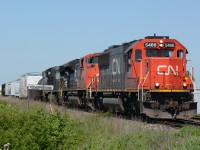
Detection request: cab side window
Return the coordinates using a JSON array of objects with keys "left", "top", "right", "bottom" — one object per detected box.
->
[
  {"left": 135, "top": 49, "right": 142, "bottom": 61},
  {"left": 80, "top": 58, "right": 84, "bottom": 68},
  {"left": 127, "top": 50, "right": 132, "bottom": 72},
  {"left": 86, "top": 57, "right": 98, "bottom": 64},
  {"left": 177, "top": 50, "right": 184, "bottom": 58}
]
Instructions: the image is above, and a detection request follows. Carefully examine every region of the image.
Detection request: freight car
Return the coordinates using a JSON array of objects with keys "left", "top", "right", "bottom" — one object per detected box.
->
[
  {"left": 5, "top": 82, "right": 11, "bottom": 96},
  {"left": 1, "top": 84, "right": 5, "bottom": 96},
  {"left": 19, "top": 72, "right": 42, "bottom": 98},
  {"left": 10, "top": 79, "right": 20, "bottom": 97},
  {"left": 38, "top": 35, "right": 196, "bottom": 119}
]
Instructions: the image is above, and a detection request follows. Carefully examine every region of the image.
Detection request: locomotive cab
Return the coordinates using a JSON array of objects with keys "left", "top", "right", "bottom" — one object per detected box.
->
[
  {"left": 78, "top": 53, "right": 100, "bottom": 89},
  {"left": 64, "top": 53, "right": 100, "bottom": 108}
]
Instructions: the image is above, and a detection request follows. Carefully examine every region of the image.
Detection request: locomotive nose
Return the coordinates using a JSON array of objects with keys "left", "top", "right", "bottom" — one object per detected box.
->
[{"left": 147, "top": 58, "right": 184, "bottom": 90}]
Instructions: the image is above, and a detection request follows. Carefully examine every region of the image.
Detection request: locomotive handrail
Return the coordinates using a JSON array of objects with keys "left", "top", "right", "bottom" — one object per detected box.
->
[
  {"left": 87, "top": 74, "right": 99, "bottom": 99},
  {"left": 137, "top": 79, "right": 143, "bottom": 101},
  {"left": 137, "top": 59, "right": 142, "bottom": 101},
  {"left": 189, "top": 75, "right": 196, "bottom": 94},
  {"left": 141, "top": 71, "right": 150, "bottom": 102},
  {"left": 187, "top": 60, "right": 195, "bottom": 89}
]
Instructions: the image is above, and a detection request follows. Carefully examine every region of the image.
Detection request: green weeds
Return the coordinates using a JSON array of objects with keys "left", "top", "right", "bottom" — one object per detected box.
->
[{"left": 0, "top": 99, "right": 200, "bottom": 150}]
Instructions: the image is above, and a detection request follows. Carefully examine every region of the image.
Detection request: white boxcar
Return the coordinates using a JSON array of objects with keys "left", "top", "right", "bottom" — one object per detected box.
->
[
  {"left": 5, "top": 82, "right": 11, "bottom": 96},
  {"left": 14, "top": 79, "right": 20, "bottom": 97},
  {"left": 11, "top": 81, "right": 15, "bottom": 96},
  {"left": 10, "top": 79, "right": 20, "bottom": 97},
  {"left": 19, "top": 72, "right": 42, "bottom": 98},
  {"left": 194, "top": 83, "right": 200, "bottom": 114}
]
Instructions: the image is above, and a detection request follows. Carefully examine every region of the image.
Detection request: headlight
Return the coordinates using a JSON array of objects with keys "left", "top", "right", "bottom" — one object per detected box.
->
[
  {"left": 160, "top": 40, "right": 163, "bottom": 44},
  {"left": 183, "top": 82, "right": 187, "bottom": 88},
  {"left": 155, "top": 82, "right": 159, "bottom": 88}
]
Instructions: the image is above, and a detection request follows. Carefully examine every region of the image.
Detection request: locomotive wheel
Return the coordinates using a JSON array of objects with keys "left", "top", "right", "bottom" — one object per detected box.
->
[
  {"left": 118, "top": 97, "right": 125, "bottom": 112},
  {"left": 93, "top": 97, "right": 104, "bottom": 110},
  {"left": 126, "top": 101, "right": 137, "bottom": 119}
]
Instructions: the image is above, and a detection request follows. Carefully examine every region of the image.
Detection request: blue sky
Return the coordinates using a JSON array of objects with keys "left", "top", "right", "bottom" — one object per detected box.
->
[{"left": 0, "top": 0, "right": 200, "bottom": 85}]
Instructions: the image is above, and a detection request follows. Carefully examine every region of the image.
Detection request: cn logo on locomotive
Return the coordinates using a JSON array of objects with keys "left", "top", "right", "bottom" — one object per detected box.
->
[{"left": 157, "top": 65, "right": 178, "bottom": 76}]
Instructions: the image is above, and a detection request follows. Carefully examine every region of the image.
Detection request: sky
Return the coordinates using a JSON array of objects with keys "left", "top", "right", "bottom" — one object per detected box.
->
[{"left": 0, "top": 0, "right": 200, "bottom": 85}]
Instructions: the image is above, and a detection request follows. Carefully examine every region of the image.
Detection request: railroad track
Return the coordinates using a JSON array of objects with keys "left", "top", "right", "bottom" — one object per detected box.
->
[
  {"left": 155, "top": 118, "right": 200, "bottom": 128},
  {"left": 191, "top": 116, "right": 200, "bottom": 121},
  {"left": 99, "top": 111, "right": 200, "bottom": 129}
]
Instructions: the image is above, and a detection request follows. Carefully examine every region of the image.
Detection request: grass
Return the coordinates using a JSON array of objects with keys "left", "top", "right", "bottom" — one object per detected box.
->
[{"left": 0, "top": 97, "right": 200, "bottom": 150}]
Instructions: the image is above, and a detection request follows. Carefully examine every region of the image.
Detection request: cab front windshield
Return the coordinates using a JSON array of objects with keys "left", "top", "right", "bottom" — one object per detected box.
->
[
  {"left": 86, "top": 57, "right": 98, "bottom": 64},
  {"left": 146, "top": 50, "right": 173, "bottom": 57}
]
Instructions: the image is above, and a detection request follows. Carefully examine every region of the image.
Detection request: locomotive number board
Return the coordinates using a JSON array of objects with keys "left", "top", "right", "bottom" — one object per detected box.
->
[
  {"left": 164, "top": 42, "right": 175, "bottom": 48},
  {"left": 144, "top": 42, "right": 157, "bottom": 48}
]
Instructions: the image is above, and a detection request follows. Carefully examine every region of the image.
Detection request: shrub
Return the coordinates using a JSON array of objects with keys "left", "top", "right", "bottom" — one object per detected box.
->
[{"left": 0, "top": 106, "right": 84, "bottom": 150}]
